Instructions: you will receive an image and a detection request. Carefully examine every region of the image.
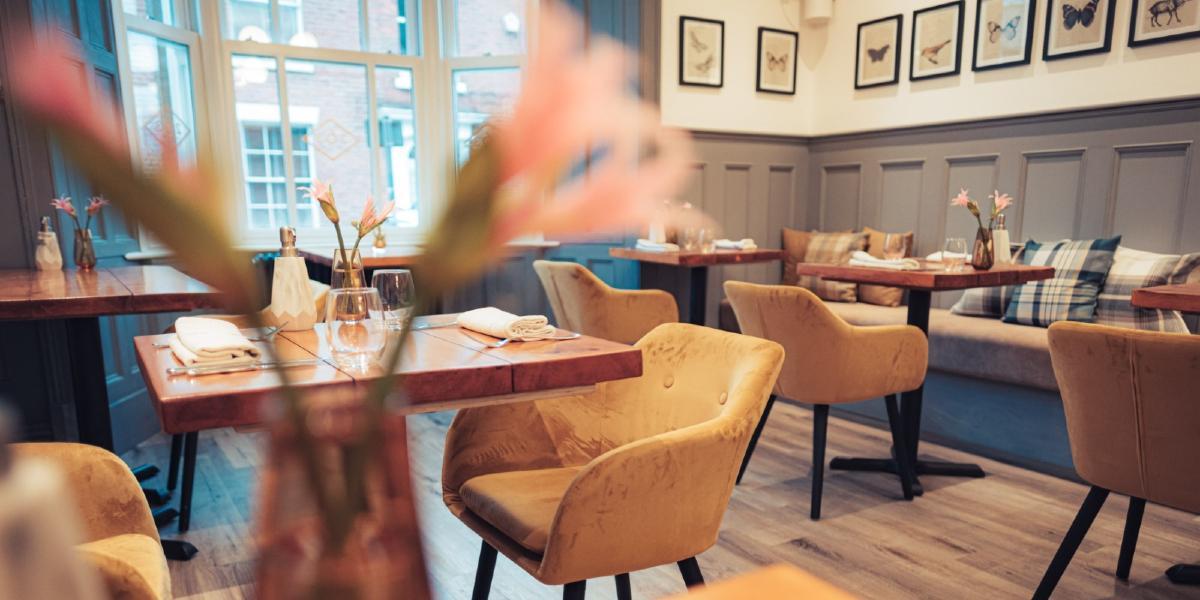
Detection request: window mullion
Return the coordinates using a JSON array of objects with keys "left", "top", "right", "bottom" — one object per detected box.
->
[
  {"left": 359, "top": 0, "right": 370, "bottom": 52},
  {"left": 366, "top": 62, "right": 383, "bottom": 223},
  {"left": 274, "top": 53, "right": 300, "bottom": 230},
  {"left": 269, "top": 0, "right": 282, "bottom": 43}
]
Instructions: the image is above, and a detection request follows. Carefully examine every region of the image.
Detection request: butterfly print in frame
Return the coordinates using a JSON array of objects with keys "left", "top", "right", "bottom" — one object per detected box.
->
[
  {"left": 855, "top": 14, "right": 902, "bottom": 89},
  {"left": 866, "top": 44, "right": 891, "bottom": 62},
  {"left": 756, "top": 27, "right": 798, "bottom": 94},
  {"left": 766, "top": 51, "right": 789, "bottom": 71},
  {"left": 678, "top": 16, "right": 723, "bottom": 87},
  {"left": 1062, "top": 0, "right": 1099, "bottom": 29},
  {"left": 973, "top": 0, "right": 1035, "bottom": 71},
  {"left": 988, "top": 15, "right": 1021, "bottom": 41}
]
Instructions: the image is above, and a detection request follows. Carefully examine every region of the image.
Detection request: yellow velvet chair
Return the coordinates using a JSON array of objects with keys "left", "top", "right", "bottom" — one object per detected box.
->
[
  {"left": 723, "top": 281, "right": 925, "bottom": 519},
  {"left": 442, "top": 323, "right": 785, "bottom": 599},
  {"left": 1034, "top": 322, "right": 1200, "bottom": 599},
  {"left": 12, "top": 443, "right": 171, "bottom": 600},
  {"left": 532, "top": 260, "right": 678, "bottom": 344}
]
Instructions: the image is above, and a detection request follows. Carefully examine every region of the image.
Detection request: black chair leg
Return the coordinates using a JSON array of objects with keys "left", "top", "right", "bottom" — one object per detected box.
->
[
  {"left": 678, "top": 556, "right": 705, "bottom": 588},
  {"left": 614, "top": 573, "right": 631, "bottom": 600},
  {"left": 471, "top": 541, "right": 498, "bottom": 600},
  {"left": 178, "top": 431, "right": 198, "bottom": 533},
  {"left": 811, "top": 404, "right": 829, "bottom": 520},
  {"left": 1117, "top": 497, "right": 1145, "bottom": 581},
  {"left": 563, "top": 580, "right": 586, "bottom": 600},
  {"left": 884, "top": 394, "right": 915, "bottom": 501},
  {"left": 167, "top": 433, "right": 183, "bottom": 491},
  {"left": 1033, "top": 486, "right": 1110, "bottom": 600},
  {"left": 736, "top": 394, "right": 776, "bottom": 485}
]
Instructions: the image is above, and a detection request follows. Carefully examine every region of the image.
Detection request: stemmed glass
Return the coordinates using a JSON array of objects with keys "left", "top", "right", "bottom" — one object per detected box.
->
[
  {"left": 325, "top": 288, "right": 386, "bottom": 371},
  {"left": 943, "top": 238, "right": 968, "bottom": 272},
  {"left": 883, "top": 234, "right": 909, "bottom": 260},
  {"left": 372, "top": 269, "right": 417, "bottom": 331}
]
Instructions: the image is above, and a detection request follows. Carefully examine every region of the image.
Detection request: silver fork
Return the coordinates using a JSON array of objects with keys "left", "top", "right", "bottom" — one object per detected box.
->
[{"left": 153, "top": 322, "right": 288, "bottom": 348}]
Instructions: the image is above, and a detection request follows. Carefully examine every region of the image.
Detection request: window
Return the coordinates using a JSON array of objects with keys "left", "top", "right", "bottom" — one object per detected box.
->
[{"left": 113, "top": 0, "right": 530, "bottom": 247}]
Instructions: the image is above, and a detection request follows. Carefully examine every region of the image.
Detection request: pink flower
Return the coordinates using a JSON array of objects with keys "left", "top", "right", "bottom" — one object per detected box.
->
[
  {"left": 50, "top": 196, "right": 77, "bottom": 218},
  {"left": 356, "top": 196, "right": 395, "bottom": 238},
  {"left": 86, "top": 196, "right": 109, "bottom": 216},
  {"left": 991, "top": 190, "right": 1013, "bottom": 213},
  {"left": 301, "top": 180, "right": 338, "bottom": 224},
  {"left": 950, "top": 188, "right": 972, "bottom": 208},
  {"left": 483, "top": 3, "right": 694, "bottom": 246}
]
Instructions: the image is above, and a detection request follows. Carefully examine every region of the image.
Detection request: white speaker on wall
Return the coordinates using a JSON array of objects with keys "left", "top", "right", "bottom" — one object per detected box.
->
[{"left": 803, "top": 0, "right": 833, "bottom": 25}]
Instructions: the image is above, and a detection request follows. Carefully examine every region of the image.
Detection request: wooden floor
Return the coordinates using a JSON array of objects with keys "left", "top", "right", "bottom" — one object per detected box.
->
[{"left": 121, "top": 401, "right": 1200, "bottom": 599}]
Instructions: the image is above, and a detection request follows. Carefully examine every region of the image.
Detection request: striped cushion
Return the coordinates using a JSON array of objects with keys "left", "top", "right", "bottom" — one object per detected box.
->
[
  {"left": 950, "top": 248, "right": 1025, "bottom": 318},
  {"left": 1095, "top": 247, "right": 1200, "bottom": 333},
  {"left": 1003, "top": 237, "right": 1121, "bottom": 327},
  {"left": 798, "top": 232, "right": 867, "bottom": 302}
]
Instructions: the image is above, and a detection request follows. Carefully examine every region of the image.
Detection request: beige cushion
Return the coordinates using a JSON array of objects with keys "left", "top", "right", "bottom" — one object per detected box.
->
[
  {"left": 860, "top": 227, "right": 913, "bottom": 307},
  {"left": 824, "top": 302, "right": 1058, "bottom": 391},
  {"left": 781, "top": 228, "right": 812, "bottom": 286},
  {"left": 461, "top": 467, "right": 584, "bottom": 554},
  {"left": 798, "top": 232, "right": 867, "bottom": 302}
]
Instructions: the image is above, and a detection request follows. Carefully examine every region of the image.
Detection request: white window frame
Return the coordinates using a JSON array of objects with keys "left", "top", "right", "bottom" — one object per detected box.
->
[{"left": 113, "top": 0, "right": 532, "bottom": 251}]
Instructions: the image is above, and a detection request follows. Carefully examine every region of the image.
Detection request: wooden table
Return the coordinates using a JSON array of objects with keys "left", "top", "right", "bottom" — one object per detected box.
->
[
  {"left": 609, "top": 247, "right": 785, "bottom": 325},
  {"left": 133, "top": 316, "right": 642, "bottom": 532},
  {"left": 666, "top": 564, "right": 857, "bottom": 599},
  {"left": 1131, "top": 282, "right": 1200, "bottom": 313},
  {"left": 794, "top": 261, "right": 1054, "bottom": 493},
  {"left": 0, "top": 266, "right": 219, "bottom": 449}
]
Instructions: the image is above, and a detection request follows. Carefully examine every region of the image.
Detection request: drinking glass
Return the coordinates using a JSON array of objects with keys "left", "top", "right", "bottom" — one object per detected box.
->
[
  {"left": 325, "top": 288, "right": 386, "bottom": 371},
  {"left": 372, "top": 269, "right": 417, "bottom": 331},
  {"left": 883, "top": 234, "right": 908, "bottom": 261},
  {"left": 943, "top": 238, "right": 968, "bottom": 272}
]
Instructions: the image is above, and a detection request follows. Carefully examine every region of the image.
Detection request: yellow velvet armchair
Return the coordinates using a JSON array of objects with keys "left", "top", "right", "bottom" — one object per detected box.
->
[
  {"left": 533, "top": 260, "right": 678, "bottom": 344},
  {"left": 12, "top": 443, "right": 171, "bottom": 600},
  {"left": 723, "top": 281, "right": 926, "bottom": 519},
  {"left": 442, "top": 323, "right": 785, "bottom": 599},
  {"left": 1035, "top": 322, "right": 1200, "bottom": 598}
]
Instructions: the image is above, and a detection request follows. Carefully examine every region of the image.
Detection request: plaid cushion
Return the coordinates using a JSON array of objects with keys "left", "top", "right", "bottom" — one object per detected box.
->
[
  {"left": 798, "top": 232, "right": 866, "bottom": 302},
  {"left": 950, "top": 249, "right": 1025, "bottom": 318},
  {"left": 1003, "top": 237, "right": 1121, "bottom": 327},
  {"left": 1095, "top": 247, "right": 1200, "bottom": 333}
]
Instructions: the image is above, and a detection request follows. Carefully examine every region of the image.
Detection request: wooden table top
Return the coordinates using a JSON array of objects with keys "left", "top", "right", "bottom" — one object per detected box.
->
[
  {"left": 134, "top": 315, "right": 643, "bottom": 433},
  {"left": 608, "top": 247, "right": 785, "bottom": 267},
  {"left": 0, "top": 265, "right": 221, "bottom": 320},
  {"left": 793, "top": 262, "right": 1054, "bottom": 292},
  {"left": 1131, "top": 283, "right": 1200, "bottom": 313},
  {"left": 665, "top": 564, "right": 857, "bottom": 599}
]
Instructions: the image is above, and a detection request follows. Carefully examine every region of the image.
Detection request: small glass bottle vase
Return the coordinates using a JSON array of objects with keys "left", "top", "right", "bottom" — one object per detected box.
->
[
  {"left": 73, "top": 229, "right": 97, "bottom": 271},
  {"left": 971, "top": 227, "right": 995, "bottom": 271},
  {"left": 331, "top": 249, "right": 365, "bottom": 289}
]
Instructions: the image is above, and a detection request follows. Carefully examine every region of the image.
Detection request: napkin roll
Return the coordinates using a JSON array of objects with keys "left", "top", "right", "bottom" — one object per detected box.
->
[
  {"left": 635, "top": 239, "right": 680, "bottom": 253},
  {"left": 848, "top": 250, "right": 921, "bottom": 271},
  {"left": 714, "top": 238, "right": 758, "bottom": 250},
  {"left": 457, "top": 307, "right": 556, "bottom": 341},
  {"left": 170, "top": 316, "right": 261, "bottom": 367}
]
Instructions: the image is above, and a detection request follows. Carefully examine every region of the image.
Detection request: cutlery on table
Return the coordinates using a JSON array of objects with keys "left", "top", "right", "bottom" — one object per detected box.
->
[
  {"left": 480, "top": 331, "right": 582, "bottom": 349},
  {"left": 153, "top": 323, "right": 288, "bottom": 349},
  {"left": 166, "top": 359, "right": 320, "bottom": 376}
]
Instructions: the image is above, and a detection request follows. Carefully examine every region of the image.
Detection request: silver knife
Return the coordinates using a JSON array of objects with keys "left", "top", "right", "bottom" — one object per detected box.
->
[
  {"left": 412, "top": 320, "right": 459, "bottom": 330},
  {"left": 166, "top": 359, "right": 321, "bottom": 376}
]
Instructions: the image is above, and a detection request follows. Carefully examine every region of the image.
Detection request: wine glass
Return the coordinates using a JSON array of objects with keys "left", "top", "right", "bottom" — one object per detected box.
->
[
  {"left": 325, "top": 288, "right": 386, "bottom": 371},
  {"left": 883, "top": 234, "right": 908, "bottom": 261},
  {"left": 372, "top": 269, "right": 417, "bottom": 331},
  {"left": 943, "top": 238, "right": 968, "bottom": 272}
]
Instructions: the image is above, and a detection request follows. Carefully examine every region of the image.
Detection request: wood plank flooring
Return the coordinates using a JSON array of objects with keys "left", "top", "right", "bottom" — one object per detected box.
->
[{"left": 121, "top": 401, "right": 1200, "bottom": 599}]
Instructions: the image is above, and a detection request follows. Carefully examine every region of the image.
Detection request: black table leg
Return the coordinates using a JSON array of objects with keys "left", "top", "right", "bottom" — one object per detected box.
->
[
  {"left": 637, "top": 263, "right": 710, "bottom": 326},
  {"left": 688, "top": 266, "right": 709, "bottom": 326},
  {"left": 178, "top": 431, "right": 198, "bottom": 532},
  {"left": 1167, "top": 564, "right": 1200, "bottom": 585},
  {"left": 829, "top": 289, "right": 985, "bottom": 495},
  {"left": 64, "top": 317, "right": 114, "bottom": 450}
]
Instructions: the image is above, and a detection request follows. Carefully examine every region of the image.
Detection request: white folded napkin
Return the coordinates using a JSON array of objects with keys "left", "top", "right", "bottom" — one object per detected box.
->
[
  {"left": 925, "top": 251, "right": 970, "bottom": 261},
  {"left": 848, "top": 251, "right": 921, "bottom": 271},
  {"left": 715, "top": 238, "right": 758, "bottom": 250},
  {"left": 456, "top": 307, "right": 556, "bottom": 341},
  {"left": 635, "top": 239, "right": 680, "bottom": 253},
  {"left": 169, "top": 317, "right": 261, "bottom": 367}
]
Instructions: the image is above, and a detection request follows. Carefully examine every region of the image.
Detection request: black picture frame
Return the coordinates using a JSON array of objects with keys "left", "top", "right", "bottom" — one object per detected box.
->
[
  {"left": 910, "top": 0, "right": 965, "bottom": 81},
  {"left": 755, "top": 27, "right": 799, "bottom": 95},
  {"left": 971, "top": 0, "right": 1037, "bottom": 72},
  {"left": 1042, "top": 0, "right": 1116, "bottom": 60},
  {"left": 855, "top": 14, "right": 903, "bottom": 89},
  {"left": 1128, "top": 0, "right": 1200, "bottom": 47},
  {"left": 678, "top": 16, "right": 724, "bottom": 88}
]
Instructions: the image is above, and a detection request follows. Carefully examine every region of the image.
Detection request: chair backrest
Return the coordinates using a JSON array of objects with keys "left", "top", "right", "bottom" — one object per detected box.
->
[
  {"left": 1048, "top": 321, "right": 1200, "bottom": 513},
  {"left": 532, "top": 259, "right": 676, "bottom": 344}
]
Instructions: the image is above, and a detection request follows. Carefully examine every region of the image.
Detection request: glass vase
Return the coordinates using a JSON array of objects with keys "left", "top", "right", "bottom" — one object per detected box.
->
[
  {"left": 971, "top": 227, "right": 994, "bottom": 271},
  {"left": 331, "top": 249, "right": 365, "bottom": 289},
  {"left": 255, "top": 395, "right": 431, "bottom": 600},
  {"left": 73, "top": 229, "right": 97, "bottom": 271}
]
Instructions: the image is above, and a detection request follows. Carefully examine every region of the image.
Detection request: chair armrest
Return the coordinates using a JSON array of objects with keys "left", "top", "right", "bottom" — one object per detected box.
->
[
  {"left": 596, "top": 289, "right": 679, "bottom": 344},
  {"left": 536, "top": 420, "right": 743, "bottom": 583},
  {"left": 836, "top": 324, "right": 927, "bottom": 401},
  {"left": 11, "top": 443, "right": 158, "bottom": 543}
]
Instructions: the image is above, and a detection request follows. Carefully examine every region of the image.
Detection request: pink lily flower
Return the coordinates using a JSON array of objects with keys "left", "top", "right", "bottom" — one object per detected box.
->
[
  {"left": 356, "top": 196, "right": 395, "bottom": 238},
  {"left": 301, "top": 179, "right": 338, "bottom": 224},
  {"left": 950, "top": 188, "right": 972, "bottom": 208},
  {"left": 991, "top": 191, "right": 1013, "bottom": 213},
  {"left": 86, "top": 196, "right": 110, "bottom": 216},
  {"left": 50, "top": 196, "right": 77, "bottom": 218}
]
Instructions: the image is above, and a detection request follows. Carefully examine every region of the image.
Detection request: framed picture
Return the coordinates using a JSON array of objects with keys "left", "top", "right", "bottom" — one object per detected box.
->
[
  {"left": 1129, "top": 0, "right": 1200, "bottom": 47},
  {"left": 911, "top": 1, "right": 965, "bottom": 80},
  {"left": 1043, "top": 0, "right": 1116, "bottom": 59},
  {"left": 972, "top": 0, "right": 1037, "bottom": 71},
  {"left": 756, "top": 27, "right": 799, "bottom": 94},
  {"left": 855, "top": 14, "right": 903, "bottom": 89},
  {"left": 679, "top": 16, "right": 724, "bottom": 87}
]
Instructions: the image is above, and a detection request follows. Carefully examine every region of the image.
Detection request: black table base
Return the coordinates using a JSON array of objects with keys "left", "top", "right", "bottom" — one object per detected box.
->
[
  {"left": 638, "top": 263, "right": 709, "bottom": 326},
  {"left": 827, "top": 290, "right": 986, "bottom": 491},
  {"left": 1168, "top": 564, "right": 1200, "bottom": 585}
]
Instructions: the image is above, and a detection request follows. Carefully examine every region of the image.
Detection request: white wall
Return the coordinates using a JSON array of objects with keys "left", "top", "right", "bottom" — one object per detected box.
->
[
  {"left": 660, "top": 0, "right": 1200, "bottom": 136},
  {"left": 659, "top": 0, "right": 812, "bottom": 136}
]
